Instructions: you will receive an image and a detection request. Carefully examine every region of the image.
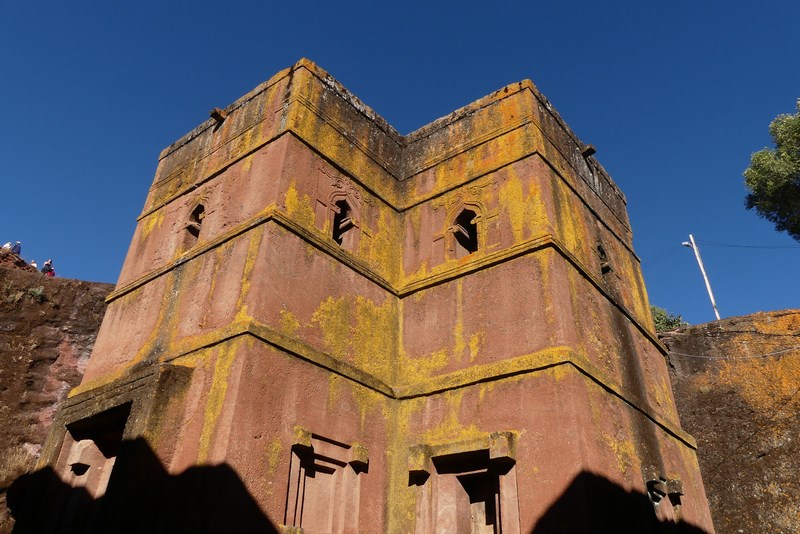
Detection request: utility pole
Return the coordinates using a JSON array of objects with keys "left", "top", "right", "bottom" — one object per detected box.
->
[{"left": 682, "top": 234, "right": 721, "bottom": 321}]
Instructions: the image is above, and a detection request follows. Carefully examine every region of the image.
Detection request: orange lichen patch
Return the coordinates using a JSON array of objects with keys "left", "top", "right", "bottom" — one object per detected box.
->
[
  {"left": 717, "top": 352, "right": 800, "bottom": 415},
  {"left": 751, "top": 313, "right": 800, "bottom": 335}
]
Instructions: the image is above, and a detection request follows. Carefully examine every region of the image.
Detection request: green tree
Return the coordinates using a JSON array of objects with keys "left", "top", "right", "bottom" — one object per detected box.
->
[
  {"left": 744, "top": 100, "right": 800, "bottom": 241},
  {"left": 650, "top": 305, "right": 686, "bottom": 332}
]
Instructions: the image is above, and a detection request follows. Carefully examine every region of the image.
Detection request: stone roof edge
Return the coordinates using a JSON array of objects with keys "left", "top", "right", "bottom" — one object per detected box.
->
[
  {"left": 293, "top": 58, "right": 404, "bottom": 144},
  {"left": 402, "top": 80, "right": 537, "bottom": 144},
  {"left": 154, "top": 59, "right": 624, "bottom": 204},
  {"left": 157, "top": 64, "right": 295, "bottom": 161},
  {"left": 524, "top": 83, "right": 626, "bottom": 205}
]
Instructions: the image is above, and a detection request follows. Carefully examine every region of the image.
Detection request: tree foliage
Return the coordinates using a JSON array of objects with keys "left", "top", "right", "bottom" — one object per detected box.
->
[
  {"left": 744, "top": 100, "right": 800, "bottom": 241},
  {"left": 650, "top": 305, "right": 686, "bottom": 332}
]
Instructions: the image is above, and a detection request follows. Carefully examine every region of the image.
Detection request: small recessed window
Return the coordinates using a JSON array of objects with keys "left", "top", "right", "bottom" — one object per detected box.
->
[
  {"left": 597, "top": 242, "right": 611, "bottom": 274},
  {"left": 332, "top": 200, "right": 354, "bottom": 246},
  {"left": 453, "top": 209, "right": 478, "bottom": 258},
  {"left": 185, "top": 204, "right": 205, "bottom": 248}
]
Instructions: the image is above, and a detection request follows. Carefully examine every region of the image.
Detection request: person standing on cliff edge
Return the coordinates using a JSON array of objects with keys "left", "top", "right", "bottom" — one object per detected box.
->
[{"left": 41, "top": 259, "right": 55, "bottom": 277}]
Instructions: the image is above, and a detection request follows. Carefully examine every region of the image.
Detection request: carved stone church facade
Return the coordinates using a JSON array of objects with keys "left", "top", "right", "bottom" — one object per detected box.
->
[{"left": 37, "top": 60, "right": 714, "bottom": 532}]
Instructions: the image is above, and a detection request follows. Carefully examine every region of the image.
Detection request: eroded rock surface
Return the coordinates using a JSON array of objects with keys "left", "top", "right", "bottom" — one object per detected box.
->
[
  {"left": 662, "top": 310, "right": 800, "bottom": 534},
  {"left": 0, "top": 266, "right": 112, "bottom": 532}
]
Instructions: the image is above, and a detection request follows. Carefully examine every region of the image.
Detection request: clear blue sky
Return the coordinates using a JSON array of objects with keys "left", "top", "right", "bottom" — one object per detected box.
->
[{"left": 1, "top": 0, "right": 798, "bottom": 325}]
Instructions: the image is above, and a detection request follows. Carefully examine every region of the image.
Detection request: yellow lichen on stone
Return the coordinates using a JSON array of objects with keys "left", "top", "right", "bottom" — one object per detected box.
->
[
  {"left": 198, "top": 342, "right": 238, "bottom": 463},
  {"left": 550, "top": 361, "right": 574, "bottom": 383},
  {"left": 386, "top": 397, "right": 425, "bottom": 532},
  {"left": 352, "top": 295, "right": 396, "bottom": 381},
  {"left": 264, "top": 437, "right": 283, "bottom": 487},
  {"left": 139, "top": 208, "right": 164, "bottom": 243},
  {"left": 133, "top": 273, "right": 181, "bottom": 364},
  {"left": 283, "top": 180, "right": 316, "bottom": 228},
  {"left": 279, "top": 309, "right": 301, "bottom": 336},
  {"left": 198, "top": 245, "right": 225, "bottom": 329},
  {"left": 469, "top": 331, "right": 484, "bottom": 362},
  {"left": 453, "top": 279, "right": 466, "bottom": 362},
  {"left": 586, "top": 379, "right": 636, "bottom": 475},
  {"left": 498, "top": 166, "right": 546, "bottom": 244},
  {"left": 326, "top": 373, "right": 343, "bottom": 411},
  {"left": 401, "top": 349, "right": 449, "bottom": 384},
  {"left": 369, "top": 207, "right": 400, "bottom": 283},
  {"left": 423, "top": 389, "right": 483, "bottom": 446},
  {"left": 311, "top": 295, "right": 351, "bottom": 360},
  {"left": 310, "top": 294, "right": 397, "bottom": 385},
  {"left": 550, "top": 179, "right": 586, "bottom": 256},
  {"left": 234, "top": 226, "right": 264, "bottom": 320},
  {"left": 239, "top": 150, "right": 254, "bottom": 173},
  {"left": 535, "top": 251, "right": 556, "bottom": 330},
  {"left": 718, "top": 352, "right": 800, "bottom": 417},
  {"left": 478, "top": 380, "right": 497, "bottom": 402}
]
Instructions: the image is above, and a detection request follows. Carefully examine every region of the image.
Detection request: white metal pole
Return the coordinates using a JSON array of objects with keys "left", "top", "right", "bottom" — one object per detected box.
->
[{"left": 684, "top": 234, "right": 721, "bottom": 321}]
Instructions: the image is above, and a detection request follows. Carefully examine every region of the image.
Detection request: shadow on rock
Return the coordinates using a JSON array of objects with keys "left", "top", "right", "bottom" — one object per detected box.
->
[
  {"left": 531, "top": 471, "right": 708, "bottom": 534},
  {"left": 7, "top": 438, "right": 278, "bottom": 534}
]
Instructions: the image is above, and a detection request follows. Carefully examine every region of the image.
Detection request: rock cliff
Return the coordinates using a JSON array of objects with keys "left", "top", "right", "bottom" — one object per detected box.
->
[
  {"left": 0, "top": 262, "right": 113, "bottom": 532},
  {"left": 662, "top": 311, "right": 800, "bottom": 534}
]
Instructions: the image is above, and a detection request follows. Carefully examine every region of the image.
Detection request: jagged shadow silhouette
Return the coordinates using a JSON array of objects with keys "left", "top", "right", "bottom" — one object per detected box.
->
[
  {"left": 531, "top": 471, "right": 708, "bottom": 534},
  {"left": 7, "top": 438, "right": 278, "bottom": 533}
]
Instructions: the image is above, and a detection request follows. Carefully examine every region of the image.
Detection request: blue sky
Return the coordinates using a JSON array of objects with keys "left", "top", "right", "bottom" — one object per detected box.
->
[{"left": 1, "top": 0, "right": 798, "bottom": 325}]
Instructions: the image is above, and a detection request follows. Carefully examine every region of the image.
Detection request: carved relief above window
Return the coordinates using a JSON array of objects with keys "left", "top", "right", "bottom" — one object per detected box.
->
[
  {"left": 409, "top": 432, "right": 520, "bottom": 534},
  {"left": 431, "top": 183, "right": 500, "bottom": 266},
  {"left": 314, "top": 175, "right": 370, "bottom": 255},
  {"left": 283, "top": 428, "right": 368, "bottom": 533}
]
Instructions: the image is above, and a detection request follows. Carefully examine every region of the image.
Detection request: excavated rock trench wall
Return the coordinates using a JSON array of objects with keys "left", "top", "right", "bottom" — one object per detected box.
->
[
  {"left": 0, "top": 265, "right": 112, "bottom": 532},
  {"left": 662, "top": 310, "right": 800, "bottom": 534}
]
